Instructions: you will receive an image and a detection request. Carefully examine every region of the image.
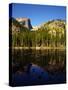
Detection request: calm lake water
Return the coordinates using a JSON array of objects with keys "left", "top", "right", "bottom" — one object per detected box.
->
[{"left": 12, "top": 49, "right": 66, "bottom": 86}]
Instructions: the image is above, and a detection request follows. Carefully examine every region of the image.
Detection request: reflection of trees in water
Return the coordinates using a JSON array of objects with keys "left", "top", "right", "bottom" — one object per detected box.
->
[
  {"left": 12, "top": 49, "right": 66, "bottom": 73},
  {"left": 12, "top": 49, "right": 34, "bottom": 73}
]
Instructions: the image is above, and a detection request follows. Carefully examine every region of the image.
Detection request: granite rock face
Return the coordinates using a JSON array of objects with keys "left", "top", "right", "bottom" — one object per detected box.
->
[{"left": 16, "top": 18, "right": 32, "bottom": 29}]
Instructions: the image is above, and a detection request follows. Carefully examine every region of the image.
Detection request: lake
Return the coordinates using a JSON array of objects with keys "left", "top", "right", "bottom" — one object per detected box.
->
[{"left": 11, "top": 49, "right": 66, "bottom": 86}]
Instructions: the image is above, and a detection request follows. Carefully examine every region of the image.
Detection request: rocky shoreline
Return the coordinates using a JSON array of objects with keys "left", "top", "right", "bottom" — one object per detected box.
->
[{"left": 11, "top": 46, "right": 65, "bottom": 50}]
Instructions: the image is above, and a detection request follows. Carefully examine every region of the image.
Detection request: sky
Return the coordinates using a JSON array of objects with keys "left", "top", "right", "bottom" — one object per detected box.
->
[{"left": 11, "top": 3, "right": 66, "bottom": 26}]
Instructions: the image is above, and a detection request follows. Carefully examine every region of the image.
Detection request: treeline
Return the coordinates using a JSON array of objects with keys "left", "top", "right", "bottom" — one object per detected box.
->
[
  {"left": 11, "top": 19, "right": 66, "bottom": 48},
  {"left": 12, "top": 28, "right": 66, "bottom": 47}
]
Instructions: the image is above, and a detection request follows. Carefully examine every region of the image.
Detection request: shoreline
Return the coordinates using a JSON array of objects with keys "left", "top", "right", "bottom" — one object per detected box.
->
[{"left": 11, "top": 46, "right": 65, "bottom": 50}]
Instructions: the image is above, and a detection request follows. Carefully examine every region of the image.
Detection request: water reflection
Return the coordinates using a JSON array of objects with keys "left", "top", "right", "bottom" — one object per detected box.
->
[{"left": 12, "top": 49, "right": 66, "bottom": 86}]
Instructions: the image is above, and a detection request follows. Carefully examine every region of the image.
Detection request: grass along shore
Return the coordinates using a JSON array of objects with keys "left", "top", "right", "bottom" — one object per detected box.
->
[{"left": 11, "top": 46, "right": 65, "bottom": 50}]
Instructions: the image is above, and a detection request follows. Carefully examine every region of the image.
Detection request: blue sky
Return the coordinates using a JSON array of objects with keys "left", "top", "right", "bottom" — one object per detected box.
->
[{"left": 12, "top": 3, "right": 66, "bottom": 26}]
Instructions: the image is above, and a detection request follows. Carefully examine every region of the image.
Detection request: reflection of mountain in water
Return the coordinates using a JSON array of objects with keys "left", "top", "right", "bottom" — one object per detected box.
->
[
  {"left": 12, "top": 49, "right": 66, "bottom": 86},
  {"left": 12, "top": 63, "right": 65, "bottom": 86}
]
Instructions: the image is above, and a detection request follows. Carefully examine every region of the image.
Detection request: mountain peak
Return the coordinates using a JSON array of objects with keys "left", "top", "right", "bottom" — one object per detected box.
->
[{"left": 16, "top": 17, "right": 32, "bottom": 29}]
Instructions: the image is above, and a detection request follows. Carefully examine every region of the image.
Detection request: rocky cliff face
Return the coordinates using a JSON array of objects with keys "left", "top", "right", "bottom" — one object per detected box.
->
[
  {"left": 16, "top": 17, "right": 32, "bottom": 29},
  {"left": 9, "top": 17, "right": 30, "bottom": 34}
]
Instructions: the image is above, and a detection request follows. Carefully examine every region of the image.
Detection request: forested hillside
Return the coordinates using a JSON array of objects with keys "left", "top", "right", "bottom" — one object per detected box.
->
[{"left": 10, "top": 18, "right": 66, "bottom": 48}]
